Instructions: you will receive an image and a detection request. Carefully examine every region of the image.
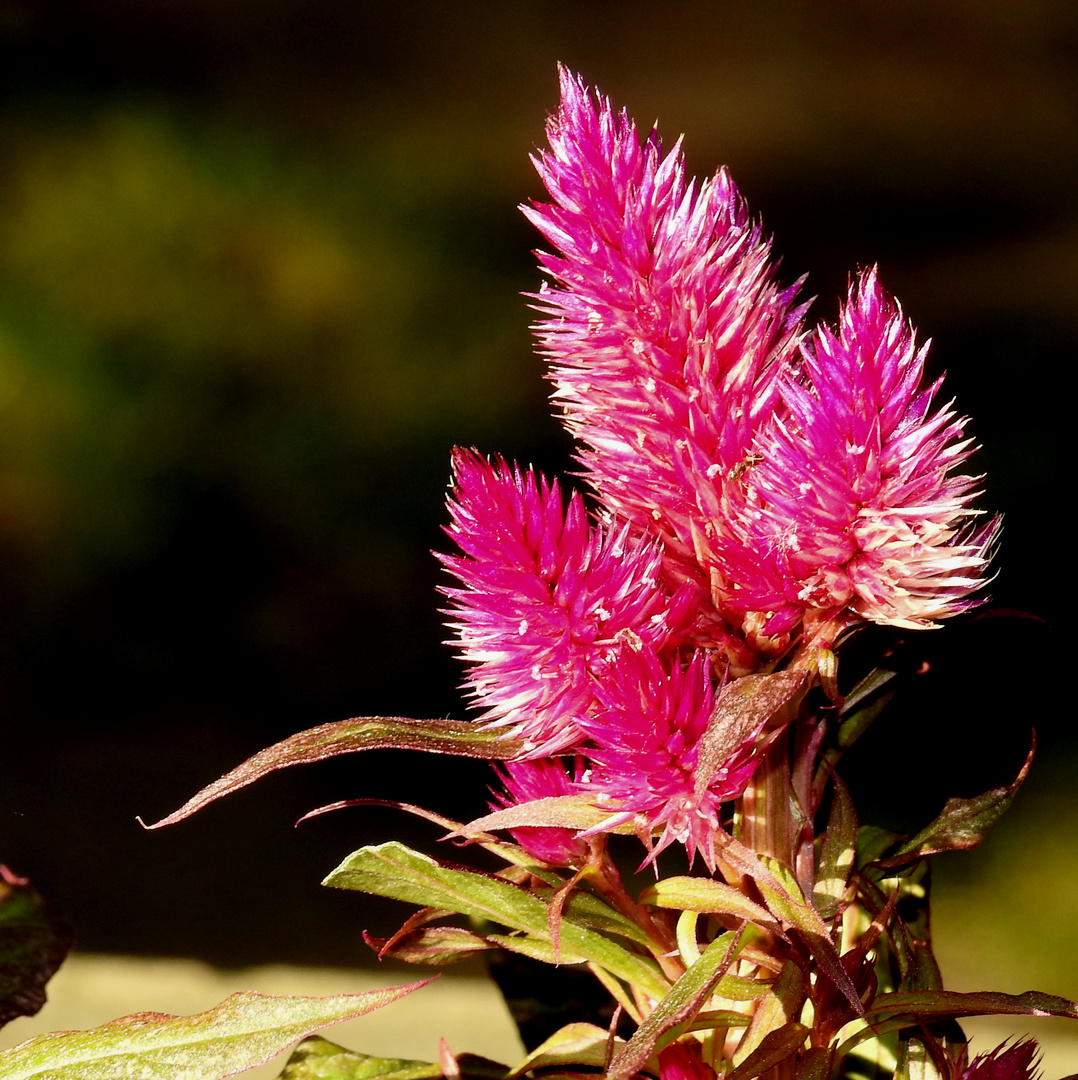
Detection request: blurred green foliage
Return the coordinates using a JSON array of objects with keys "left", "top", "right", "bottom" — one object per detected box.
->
[{"left": 0, "top": 105, "right": 540, "bottom": 582}]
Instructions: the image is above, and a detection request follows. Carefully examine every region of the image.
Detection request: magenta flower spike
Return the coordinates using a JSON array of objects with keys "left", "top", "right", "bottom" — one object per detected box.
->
[
  {"left": 440, "top": 448, "right": 691, "bottom": 755},
  {"left": 577, "top": 647, "right": 765, "bottom": 869},
  {"left": 525, "top": 67, "right": 806, "bottom": 660},
  {"left": 721, "top": 269, "right": 997, "bottom": 643}
]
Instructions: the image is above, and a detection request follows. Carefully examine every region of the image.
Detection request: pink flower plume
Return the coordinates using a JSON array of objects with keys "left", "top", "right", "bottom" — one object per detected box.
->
[
  {"left": 578, "top": 647, "right": 764, "bottom": 869},
  {"left": 525, "top": 67, "right": 806, "bottom": 633},
  {"left": 441, "top": 448, "right": 690, "bottom": 755},
  {"left": 721, "top": 269, "right": 997, "bottom": 639}
]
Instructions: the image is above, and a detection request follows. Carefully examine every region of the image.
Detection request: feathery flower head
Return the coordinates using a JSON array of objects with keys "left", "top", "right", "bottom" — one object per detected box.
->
[
  {"left": 489, "top": 757, "right": 589, "bottom": 866},
  {"left": 524, "top": 70, "right": 996, "bottom": 654},
  {"left": 441, "top": 448, "right": 692, "bottom": 755},
  {"left": 721, "top": 269, "right": 996, "bottom": 641},
  {"left": 525, "top": 67, "right": 806, "bottom": 656},
  {"left": 577, "top": 647, "right": 764, "bottom": 869},
  {"left": 960, "top": 1040, "right": 1040, "bottom": 1080}
]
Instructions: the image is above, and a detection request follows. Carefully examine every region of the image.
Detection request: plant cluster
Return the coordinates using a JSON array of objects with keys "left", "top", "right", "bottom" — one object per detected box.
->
[{"left": 0, "top": 68, "right": 1071, "bottom": 1080}]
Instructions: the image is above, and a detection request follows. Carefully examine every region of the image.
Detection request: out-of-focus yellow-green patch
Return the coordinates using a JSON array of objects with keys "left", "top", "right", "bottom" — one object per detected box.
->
[
  {"left": 933, "top": 775, "right": 1078, "bottom": 999},
  {"left": 0, "top": 106, "right": 537, "bottom": 578}
]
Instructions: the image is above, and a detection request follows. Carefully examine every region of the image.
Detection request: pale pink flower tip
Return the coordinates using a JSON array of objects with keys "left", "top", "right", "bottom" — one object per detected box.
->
[
  {"left": 578, "top": 648, "right": 764, "bottom": 870},
  {"left": 440, "top": 448, "right": 690, "bottom": 755},
  {"left": 722, "top": 268, "right": 997, "bottom": 638},
  {"left": 960, "top": 1039, "right": 1040, "bottom": 1080}
]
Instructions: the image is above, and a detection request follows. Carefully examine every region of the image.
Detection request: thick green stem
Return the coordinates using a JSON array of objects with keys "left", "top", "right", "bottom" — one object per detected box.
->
[{"left": 737, "top": 729, "right": 798, "bottom": 867}]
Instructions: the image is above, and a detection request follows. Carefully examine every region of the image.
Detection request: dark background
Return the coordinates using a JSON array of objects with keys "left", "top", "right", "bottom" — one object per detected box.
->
[{"left": 0, "top": 0, "right": 1072, "bottom": 981}]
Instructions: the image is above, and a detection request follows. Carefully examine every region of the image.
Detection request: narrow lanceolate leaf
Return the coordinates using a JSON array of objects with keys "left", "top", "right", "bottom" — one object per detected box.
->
[
  {"left": 824, "top": 669, "right": 897, "bottom": 769},
  {"left": 746, "top": 853, "right": 863, "bottom": 1016},
  {"left": 794, "top": 1047, "right": 832, "bottom": 1080},
  {"left": 0, "top": 984, "right": 430, "bottom": 1080},
  {"left": 812, "top": 774, "right": 857, "bottom": 919},
  {"left": 505, "top": 1023, "right": 616, "bottom": 1079},
  {"left": 278, "top": 1037, "right": 508, "bottom": 1080},
  {"left": 278, "top": 1035, "right": 441, "bottom": 1080},
  {"left": 733, "top": 961, "right": 805, "bottom": 1066},
  {"left": 726, "top": 1023, "right": 810, "bottom": 1080},
  {"left": 0, "top": 868, "right": 74, "bottom": 1029},
  {"left": 362, "top": 926, "right": 494, "bottom": 966},
  {"left": 538, "top": 890, "right": 653, "bottom": 947},
  {"left": 147, "top": 718, "right": 525, "bottom": 828},
  {"left": 324, "top": 843, "right": 668, "bottom": 1000},
  {"left": 639, "top": 877, "right": 775, "bottom": 928},
  {"left": 483, "top": 933, "right": 586, "bottom": 966},
  {"left": 865, "top": 988, "right": 1078, "bottom": 1024},
  {"left": 694, "top": 673, "right": 807, "bottom": 797},
  {"left": 875, "top": 738, "right": 1034, "bottom": 870},
  {"left": 458, "top": 796, "right": 631, "bottom": 838},
  {"left": 605, "top": 930, "right": 746, "bottom": 1080}
]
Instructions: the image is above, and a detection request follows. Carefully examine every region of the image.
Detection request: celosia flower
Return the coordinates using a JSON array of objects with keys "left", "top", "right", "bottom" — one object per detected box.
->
[
  {"left": 960, "top": 1040, "right": 1040, "bottom": 1080},
  {"left": 440, "top": 448, "right": 691, "bottom": 754},
  {"left": 489, "top": 757, "right": 589, "bottom": 866},
  {"left": 525, "top": 70, "right": 995, "bottom": 653},
  {"left": 720, "top": 270, "right": 997, "bottom": 642},
  {"left": 577, "top": 647, "right": 765, "bottom": 869},
  {"left": 524, "top": 67, "right": 806, "bottom": 659}
]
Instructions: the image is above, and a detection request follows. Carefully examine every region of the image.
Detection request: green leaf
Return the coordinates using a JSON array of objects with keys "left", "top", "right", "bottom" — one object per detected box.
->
[
  {"left": 865, "top": 988, "right": 1078, "bottom": 1024},
  {"left": 484, "top": 933, "right": 586, "bottom": 965},
  {"left": 0, "top": 983, "right": 430, "bottom": 1080},
  {"left": 146, "top": 718, "right": 525, "bottom": 828},
  {"left": 277, "top": 1037, "right": 506, "bottom": 1080},
  {"left": 855, "top": 826, "right": 903, "bottom": 870},
  {"left": 639, "top": 877, "right": 775, "bottom": 927},
  {"left": 751, "top": 855, "right": 863, "bottom": 1017},
  {"left": 826, "top": 669, "right": 897, "bottom": 767},
  {"left": 875, "top": 740, "right": 1035, "bottom": 869},
  {"left": 794, "top": 1046, "right": 831, "bottom": 1080},
  {"left": 458, "top": 796, "right": 632, "bottom": 838},
  {"left": 605, "top": 929, "right": 746, "bottom": 1080},
  {"left": 813, "top": 775, "right": 857, "bottom": 920},
  {"left": 694, "top": 672, "right": 808, "bottom": 797},
  {"left": 733, "top": 961, "right": 805, "bottom": 1066},
  {"left": 0, "top": 868, "right": 74, "bottom": 1029},
  {"left": 682, "top": 1010, "right": 753, "bottom": 1032},
  {"left": 536, "top": 890, "right": 653, "bottom": 948},
  {"left": 726, "top": 1022, "right": 809, "bottom": 1080},
  {"left": 838, "top": 668, "right": 896, "bottom": 721},
  {"left": 324, "top": 843, "right": 668, "bottom": 1000},
  {"left": 364, "top": 926, "right": 494, "bottom": 965},
  {"left": 505, "top": 1023, "right": 615, "bottom": 1078},
  {"left": 278, "top": 1035, "right": 441, "bottom": 1080}
]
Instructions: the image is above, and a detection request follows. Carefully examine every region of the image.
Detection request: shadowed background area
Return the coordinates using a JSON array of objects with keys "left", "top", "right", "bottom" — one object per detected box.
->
[{"left": 0, "top": 0, "right": 1073, "bottom": 1006}]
